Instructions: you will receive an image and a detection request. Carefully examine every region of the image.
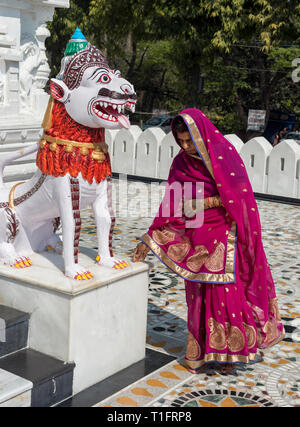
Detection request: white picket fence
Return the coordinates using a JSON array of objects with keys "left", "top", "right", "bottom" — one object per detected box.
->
[
  {"left": 1, "top": 126, "right": 300, "bottom": 199},
  {"left": 107, "top": 127, "right": 300, "bottom": 199}
]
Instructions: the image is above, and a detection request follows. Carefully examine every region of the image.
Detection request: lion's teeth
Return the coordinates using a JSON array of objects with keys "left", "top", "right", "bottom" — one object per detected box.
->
[
  {"left": 113, "top": 104, "right": 117, "bottom": 110},
  {"left": 104, "top": 102, "right": 108, "bottom": 108},
  {"left": 118, "top": 105, "right": 121, "bottom": 113}
]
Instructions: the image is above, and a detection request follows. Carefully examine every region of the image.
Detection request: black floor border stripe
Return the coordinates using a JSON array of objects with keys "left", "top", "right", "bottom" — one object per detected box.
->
[{"left": 56, "top": 348, "right": 176, "bottom": 407}]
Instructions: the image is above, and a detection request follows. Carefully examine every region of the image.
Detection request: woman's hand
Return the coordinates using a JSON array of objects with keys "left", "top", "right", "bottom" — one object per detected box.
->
[{"left": 133, "top": 242, "right": 150, "bottom": 262}]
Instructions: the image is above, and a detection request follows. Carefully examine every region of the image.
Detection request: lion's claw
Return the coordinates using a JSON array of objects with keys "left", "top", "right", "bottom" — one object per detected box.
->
[
  {"left": 96, "top": 255, "right": 129, "bottom": 270},
  {"left": 14, "top": 257, "right": 32, "bottom": 269},
  {"left": 113, "top": 260, "right": 129, "bottom": 270},
  {"left": 74, "top": 271, "right": 93, "bottom": 281}
]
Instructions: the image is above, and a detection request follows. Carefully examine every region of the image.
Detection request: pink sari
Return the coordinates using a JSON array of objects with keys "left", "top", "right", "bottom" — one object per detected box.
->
[{"left": 141, "top": 108, "right": 284, "bottom": 369}]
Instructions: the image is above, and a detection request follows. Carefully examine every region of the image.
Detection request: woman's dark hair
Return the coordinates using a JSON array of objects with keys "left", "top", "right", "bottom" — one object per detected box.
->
[{"left": 173, "top": 116, "right": 189, "bottom": 134}]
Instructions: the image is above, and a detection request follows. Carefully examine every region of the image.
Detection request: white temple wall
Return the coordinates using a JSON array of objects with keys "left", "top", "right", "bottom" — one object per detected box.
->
[
  {"left": 0, "top": 0, "right": 69, "bottom": 184},
  {"left": 0, "top": 1, "right": 69, "bottom": 122}
]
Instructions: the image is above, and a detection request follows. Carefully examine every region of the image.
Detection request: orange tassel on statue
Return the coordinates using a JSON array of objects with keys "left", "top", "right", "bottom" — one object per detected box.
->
[{"left": 36, "top": 100, "right": 112, "bottom": 185}]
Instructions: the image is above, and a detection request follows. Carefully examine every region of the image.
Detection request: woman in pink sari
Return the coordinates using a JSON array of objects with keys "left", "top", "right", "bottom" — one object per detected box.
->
[{"left": 133, "top": 109, "right": 284, "bottom": 373}]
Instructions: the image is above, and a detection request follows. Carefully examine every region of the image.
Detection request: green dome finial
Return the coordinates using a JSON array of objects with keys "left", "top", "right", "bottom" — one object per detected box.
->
[{"left": 64, "top": 27, "right": 88, "bottom": 57}]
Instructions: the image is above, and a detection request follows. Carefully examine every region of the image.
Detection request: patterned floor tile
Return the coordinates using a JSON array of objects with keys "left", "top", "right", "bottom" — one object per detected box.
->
[
  {"left": 94, "top": 358, "right": 194, "bottom": 407},
  {"left": 78, "top": 180, "right": 300, "bottom": 407}
]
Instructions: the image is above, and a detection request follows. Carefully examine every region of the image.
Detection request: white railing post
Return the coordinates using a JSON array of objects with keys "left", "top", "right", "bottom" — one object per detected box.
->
[
  {"left": 112, "top": 126, "right": 142, "bottom": 175},
  {"left": 240, "top": 137, "right": 272, "bottom": 193},
  {"left": 224, "top": 134, "right": 244, "bottom": 153},
  {"left": 135, "top": 127, "right": 165, "bottom": 178},
  {"left": 158, "top": 132, "right": 180, "bottom": 180},
  {"left": 105, "top": 129, "right": 119, "bottom": 170},
  {"left": 267, "top": 139, "right": 300, "bottom": 197}
]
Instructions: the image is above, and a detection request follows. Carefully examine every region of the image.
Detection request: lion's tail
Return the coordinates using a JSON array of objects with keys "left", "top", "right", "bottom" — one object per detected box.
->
[{"left": 0, "top": 142, "right": 39, "bottom": 187}]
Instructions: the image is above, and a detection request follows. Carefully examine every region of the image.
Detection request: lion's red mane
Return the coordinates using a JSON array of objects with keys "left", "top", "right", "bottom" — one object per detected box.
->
[{"left": 36, "top": 100, "right": 112, "bottom": 184}]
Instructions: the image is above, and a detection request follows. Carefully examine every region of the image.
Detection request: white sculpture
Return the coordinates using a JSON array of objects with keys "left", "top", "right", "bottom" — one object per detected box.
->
[
  {"left": 19, "top": 41, "right": 40, "bottom": 111},
  {"left": 0, "top": 29, "right": 137, "bottom": 280}
]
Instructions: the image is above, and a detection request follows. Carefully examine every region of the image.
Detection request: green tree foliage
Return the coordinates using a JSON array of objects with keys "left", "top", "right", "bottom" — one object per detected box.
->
[
  {"left": 46, "top": 0, "right": 300, "bottom": 137},
  {"left": 46, "top": 0, "right": 90, "bottom": 78}
]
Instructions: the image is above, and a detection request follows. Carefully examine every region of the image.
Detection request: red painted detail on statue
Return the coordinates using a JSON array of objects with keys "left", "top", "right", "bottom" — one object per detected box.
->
[
  {"left": 107, "top": 176, "right": 115, "bottom": 257},
  {"left": 63, "top": 45, "right": 109, "bottom": 90},
  {"left": 36, "top": 101, "right": 112, "bottom": 185},
  {"left": 5, "top": 208, "right": 20, "bottom": 244},
  {"left": 53, "top": 217, "right": 61, "bottom": 233},
  {"left": 46, "top": 100, "right": 105, "bottom": 142},
  {"left": 70, "top": 177, "right": 81, "bottom": 264},
  {"left": 50, "top": 80, "right": 65, "bottom": 100}
]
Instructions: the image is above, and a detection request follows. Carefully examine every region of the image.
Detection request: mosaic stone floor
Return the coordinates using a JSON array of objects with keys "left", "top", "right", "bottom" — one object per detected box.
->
[{"left": 79, "top": 179, "right": 300, "bottom": 408}]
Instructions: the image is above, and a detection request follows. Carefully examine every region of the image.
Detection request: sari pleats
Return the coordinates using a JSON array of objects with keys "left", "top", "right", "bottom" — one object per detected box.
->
[{"left": 184, "top": 249, "right": 284, "bottom": 368}]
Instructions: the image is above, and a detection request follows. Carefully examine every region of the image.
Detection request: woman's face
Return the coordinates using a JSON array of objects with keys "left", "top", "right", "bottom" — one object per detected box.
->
[{"left": 177, "top": 131, "right": 198, "bottom": 154}]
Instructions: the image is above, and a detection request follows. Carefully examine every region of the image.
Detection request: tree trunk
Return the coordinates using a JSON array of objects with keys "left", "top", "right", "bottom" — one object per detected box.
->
[{"left": 126, "top": 39, "right": 137, "bottom": 80}]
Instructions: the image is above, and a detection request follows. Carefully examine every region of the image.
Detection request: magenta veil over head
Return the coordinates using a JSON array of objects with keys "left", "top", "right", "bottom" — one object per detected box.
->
[{"left": 175, "top": 109, "right": 269, "bottom": 278}]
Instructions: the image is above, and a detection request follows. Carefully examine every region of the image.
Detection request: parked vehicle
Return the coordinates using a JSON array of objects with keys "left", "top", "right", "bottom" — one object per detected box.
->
[
  {"left": 141, "top": 116, "right": 173, "bottom": 133},
  {"left": 285, "top": 131, "right": 300, "bottom": 143}
]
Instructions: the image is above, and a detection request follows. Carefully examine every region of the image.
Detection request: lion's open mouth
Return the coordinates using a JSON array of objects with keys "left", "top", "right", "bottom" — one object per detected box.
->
[{"left": 92, "top": 100, "right": 136, "bottom": 129}]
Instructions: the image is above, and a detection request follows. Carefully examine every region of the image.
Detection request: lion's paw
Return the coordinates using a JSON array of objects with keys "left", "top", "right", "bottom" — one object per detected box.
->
[
  {"left": 13, "top": 257, "right": 32, "bottom": 269},
  {"left": 0, "top": 243, "right": 32, "bottom": 268},
  {"left": 65, "top": 264, "right": 93, "bottom": 281},
  {"left": 96, "top": 255, "right": 129, "bottom": 270},
  {"left": 74, "top": 271, "right": 93, "bottom": 280}
]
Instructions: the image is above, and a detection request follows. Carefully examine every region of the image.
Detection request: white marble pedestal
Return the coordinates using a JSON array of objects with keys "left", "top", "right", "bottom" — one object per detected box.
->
[{"left": 0, "top": 248, "right": 149, "bottom": 394}]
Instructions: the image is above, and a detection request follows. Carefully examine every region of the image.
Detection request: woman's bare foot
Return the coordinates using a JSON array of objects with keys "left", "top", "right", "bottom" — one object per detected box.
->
[{"left": 220, "top": 363, "right": 235, "bottom": 374}]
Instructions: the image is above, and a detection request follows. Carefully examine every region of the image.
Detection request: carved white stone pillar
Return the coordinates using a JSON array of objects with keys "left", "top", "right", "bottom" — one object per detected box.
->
[
  {"left": 30, "top": 23, "right": 52, "bottom": 113},
  {"left": 0, "top": 0, "right": 69, "bottom": 184}
]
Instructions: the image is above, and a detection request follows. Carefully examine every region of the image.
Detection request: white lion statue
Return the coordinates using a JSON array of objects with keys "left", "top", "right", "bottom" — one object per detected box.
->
[{"left": 0, "top": 29, "right": 137, "bottom": 280}]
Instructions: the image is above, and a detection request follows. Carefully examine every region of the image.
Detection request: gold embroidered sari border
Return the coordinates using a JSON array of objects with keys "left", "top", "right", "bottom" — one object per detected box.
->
[
  {"left": 141, "top": 221, "right": 237, "bottom": 283},
  {"left": 225, "top": 221, "right": 236, "bottom": 274},
  {"left": 185, "top": 331, "right": 285, "bottom": 370},
  {"left": 260, "top": 329, "right": 285, "bottom": 350},
  {"left": 180, "top": 113, "right": 214, "bottom": 179},
  {"left": 185, "top": 352, "right": 258, "bottom": 369}
]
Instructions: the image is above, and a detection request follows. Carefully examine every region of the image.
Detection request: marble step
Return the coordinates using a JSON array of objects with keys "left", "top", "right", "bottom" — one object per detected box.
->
[
  {"left": 0, "top": 349, "right": 75, "bottom": 407},
  {"left": 0, "top": 368, "right": 33, "bottom": 407},
  {"left": 0, "top": 304, "right": 30, "bottom": 358}
]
